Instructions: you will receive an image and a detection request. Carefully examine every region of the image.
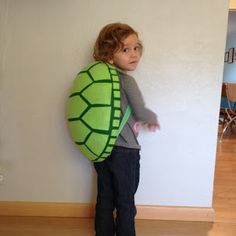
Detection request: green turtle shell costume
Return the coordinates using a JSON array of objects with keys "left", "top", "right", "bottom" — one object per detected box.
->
[{"left": 67, "top": 61, "right": 131, "bottom": 162}]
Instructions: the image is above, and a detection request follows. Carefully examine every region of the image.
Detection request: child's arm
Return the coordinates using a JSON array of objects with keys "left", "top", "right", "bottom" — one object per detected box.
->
[{"left": 123, "top": 75, "right": 160, "bottom": 132}]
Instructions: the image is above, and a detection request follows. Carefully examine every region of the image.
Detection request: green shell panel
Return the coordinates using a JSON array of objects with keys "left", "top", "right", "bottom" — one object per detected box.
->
[
  {"left": 89, "top": 63, "right": 111, "bottom": 81},
  {"left": 70, "top": 73, "right": 92, "bottom": 94},
  {"left": 67, "top": 61, "right": 121, "bottom": 162},
  {"left": 67, "top": 96, "right": 88, "bottom": 119},
  {"left": 82, "top": 83, "right": 112, "bottom": 105},
  {"left": 68, "top": 120, "right": 91, "bottom": 143},
  {"left": 86, "top": 132, "right": 108, "bottom": 156},
  {"left": 82, "top": 107, "right": 111, "bottom": 130}
]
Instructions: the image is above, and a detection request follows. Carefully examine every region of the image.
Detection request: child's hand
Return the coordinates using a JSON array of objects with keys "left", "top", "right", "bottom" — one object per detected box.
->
[
  {"left": 145, "top": 122, "right": 160, "bottom": 132},
  {"left": 135, "top": 121, "right": 160, "bottom": 132}
]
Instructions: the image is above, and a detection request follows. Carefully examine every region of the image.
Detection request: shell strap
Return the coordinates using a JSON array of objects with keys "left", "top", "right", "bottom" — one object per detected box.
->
[{"left": 118, "top": 105, "right": 132, "bottom": 134}]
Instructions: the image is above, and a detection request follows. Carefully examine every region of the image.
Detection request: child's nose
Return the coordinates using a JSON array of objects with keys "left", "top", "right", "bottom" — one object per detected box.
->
[{"left": 131, "top": 49, "right": 138, "bottom": 57}]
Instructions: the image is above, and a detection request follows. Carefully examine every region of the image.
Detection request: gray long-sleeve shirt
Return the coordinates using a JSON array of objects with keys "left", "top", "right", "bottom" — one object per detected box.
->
[{"left": 115, "top": 70, "right": 158, "bottom": 149}]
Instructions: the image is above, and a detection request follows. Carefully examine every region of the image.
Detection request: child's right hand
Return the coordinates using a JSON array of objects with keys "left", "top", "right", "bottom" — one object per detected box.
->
[
  {"left": 135, "top": 121, "right": 160, "bottom": 132},
  {"left": 145, "top": 122, "right": 160, "bottom": 132}
]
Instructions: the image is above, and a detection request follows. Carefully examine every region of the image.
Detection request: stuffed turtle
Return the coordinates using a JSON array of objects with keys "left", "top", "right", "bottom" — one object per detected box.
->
[{"left": 67, "top": 61, "right": 131, "bottom": 162}]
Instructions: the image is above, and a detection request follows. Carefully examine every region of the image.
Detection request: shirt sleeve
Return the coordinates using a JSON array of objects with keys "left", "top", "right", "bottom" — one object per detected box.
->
[{"left": 122, "top": 74, "right": 158, "bottom": 124}]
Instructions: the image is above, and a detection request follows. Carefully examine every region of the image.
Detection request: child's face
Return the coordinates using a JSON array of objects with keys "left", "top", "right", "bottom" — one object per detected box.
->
[{"left": 109, "top": 34, "right": 141, "bottom": 71}]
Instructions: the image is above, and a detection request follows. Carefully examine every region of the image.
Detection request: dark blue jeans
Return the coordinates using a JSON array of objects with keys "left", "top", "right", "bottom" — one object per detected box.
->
[{"left": 94, "top": 146, "right": 140, "bottom": 236}]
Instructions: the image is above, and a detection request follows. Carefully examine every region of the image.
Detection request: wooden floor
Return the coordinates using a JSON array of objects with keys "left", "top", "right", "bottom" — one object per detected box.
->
[
  {"left": 0, "top": 126, "right": 236, "bottom": 236},
  {"left": 213, "top": 125, "right": 236, "bottom": 224},
  {"left": 0, "top": 216, "right": 232, "bottom": 236}
]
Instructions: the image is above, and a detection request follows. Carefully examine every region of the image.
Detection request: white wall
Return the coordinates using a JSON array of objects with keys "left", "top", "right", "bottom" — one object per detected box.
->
[{"left": 0, "top": 0, "right": 229, "bottom": 207}]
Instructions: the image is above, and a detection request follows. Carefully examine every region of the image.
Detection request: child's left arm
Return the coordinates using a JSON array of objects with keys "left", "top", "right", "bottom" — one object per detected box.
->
[{"left": 123, "top": 75, "right": 160, "bottom": 132}]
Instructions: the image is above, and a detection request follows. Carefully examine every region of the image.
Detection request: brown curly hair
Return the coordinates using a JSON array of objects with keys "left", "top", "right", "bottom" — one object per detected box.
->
[{"left": 93, "top": 23, "right": 143, "bottom": 63}]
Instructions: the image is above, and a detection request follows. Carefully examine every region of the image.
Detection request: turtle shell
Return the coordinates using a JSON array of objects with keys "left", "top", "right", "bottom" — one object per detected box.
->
[{"left": 67, "top": 61, "right": 121, "bottom": 162}]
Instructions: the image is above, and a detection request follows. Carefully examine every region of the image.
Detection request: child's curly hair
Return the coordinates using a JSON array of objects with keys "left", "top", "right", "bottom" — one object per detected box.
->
[{"left": 93, "top": 23, "right": 143, "bottom": 63}]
